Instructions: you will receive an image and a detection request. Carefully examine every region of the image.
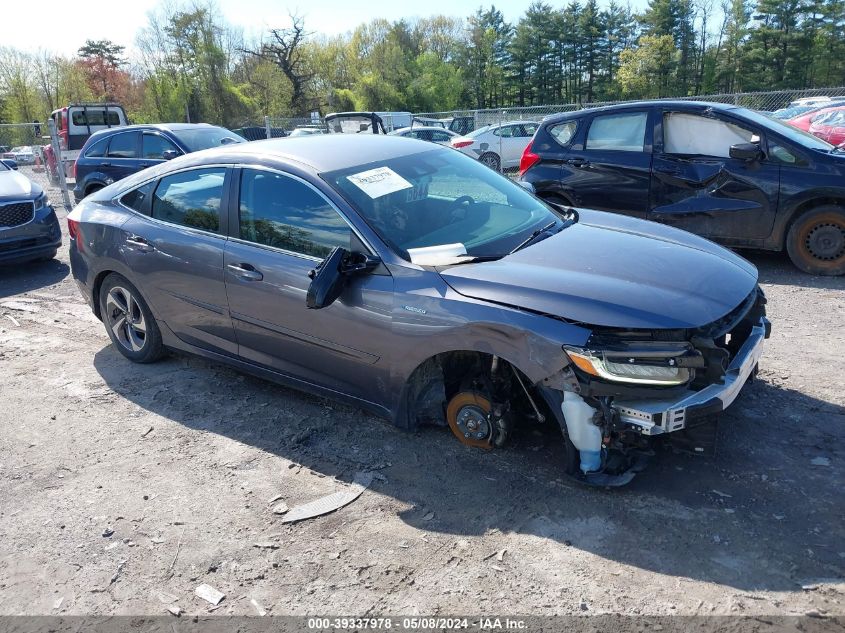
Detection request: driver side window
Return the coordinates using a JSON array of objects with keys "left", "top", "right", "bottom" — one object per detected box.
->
[
  {"left": 664, "top": 112, "right": 757, "bottom": 158},
  {"left": 238, "top": 169, "right": 351, "bottom": 258}
]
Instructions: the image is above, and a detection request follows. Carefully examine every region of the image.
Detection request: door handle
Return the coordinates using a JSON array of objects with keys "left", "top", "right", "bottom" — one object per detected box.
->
[
  {"left": 101, "top": 162, "right": 111, "bottom": 167},
  {"left": 125, "top": 236, "right": 154, "bottom": 252},
  {"left": 567, "top": 158, "right": 589, "bottom": 167},
  {"left": 227, "top": 263, "right": 263, "bottom": 281}
]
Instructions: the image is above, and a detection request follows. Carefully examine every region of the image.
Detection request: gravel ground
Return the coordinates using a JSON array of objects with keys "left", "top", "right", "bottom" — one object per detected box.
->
[{"left": 0, "top": 203, "right": 843, "bottom": 619}]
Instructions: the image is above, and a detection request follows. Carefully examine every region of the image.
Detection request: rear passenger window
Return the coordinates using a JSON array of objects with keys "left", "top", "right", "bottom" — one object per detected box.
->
[
  {"left": 238, "top": 169, "right": 351, "bottom": 258},
  {"left": 586, "top": 112, "right": 648, "bottom": 152},
  {"left": 85, "top": 137, "right": 109, "bottom": 158},
  {"left": 151, "top": 168, "right": 225, "bottom": 234},
  {"left": 120, "top": 181, "right": 154, "bottom": 213},
  {"left": 549, "top": 121, "right": 577, "bottom": 146},
  {"left": 107, "top": 133, "right": 137, "bottom": 158}
]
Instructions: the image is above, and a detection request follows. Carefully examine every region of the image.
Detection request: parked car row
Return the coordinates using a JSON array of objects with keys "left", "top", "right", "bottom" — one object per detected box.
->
[{"left": 66, "top": 134, "right": 771, "bottom": 486}]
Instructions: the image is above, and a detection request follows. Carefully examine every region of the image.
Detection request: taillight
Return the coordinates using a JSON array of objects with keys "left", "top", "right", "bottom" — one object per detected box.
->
[
  {"left": 519, "top": 142, "right": 541, "bottom": 176},
  {"left": 451, "top": 139, "right": 473, "bottom": 149},
  {"left": 67, "top": 218, "right": 79, "bottom": 241}
]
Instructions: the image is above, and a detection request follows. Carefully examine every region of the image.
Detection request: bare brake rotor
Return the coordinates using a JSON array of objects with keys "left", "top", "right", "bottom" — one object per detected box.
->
[{"left": 446, "top": 392, "right": 494, "bottom": 448}]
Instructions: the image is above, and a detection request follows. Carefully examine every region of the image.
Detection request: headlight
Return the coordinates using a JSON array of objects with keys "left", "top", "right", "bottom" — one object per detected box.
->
[
  {"left": 34, "top": 192, "right": 48, "bottom": 211},
  {"left": 564, "top": 345, "right": 692, "bottom": 386}
]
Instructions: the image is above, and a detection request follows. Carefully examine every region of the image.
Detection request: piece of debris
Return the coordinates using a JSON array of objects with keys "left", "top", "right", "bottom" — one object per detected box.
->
[
  {"left": 799, "top": 578, "right": 845, "bottom": 591},
  {"left": 268, "top": 494, "right": 285, "bottom": 504},
  {"left": 166, "top": 527, "right": 186, "bottom": 577},
  {"left": 491, "top": 565, "right": 505, "bottom": 572},
  {"left": 272, "top": 502, "right": 289, "bottom": 515},
  {"left": 811, "top": 457, "right": 831, "bottom": 467},
  {"left": 141, "top": 426, "right": 154, "bottom": 438},
  {"left": 711, "top": 490, "right": 732, "bottom": 498},
  {"left": 423, "top": 511, "right": 435, "bottom": 521},
  {"left": 166, "top": 605, "right": 182, "bottom": 617},
  {"left": 195, "top": 583, "right": 225, "bottom": 606},
  {"left": 110, "top": 560, "right": 127, "bottom": 585},
  {"left": 3, "top": 314, "right": 20, "bottom": 327},
  {"left": 398, "top": 541, "right": 410, "bottom": 549},
  {"left": 496, "top": 549, "right": 506, "bottom": 562},
  {"left": 250, "top": 597, "right": 267, "bottom": 616},
  {"left": 281, "top": 472, "right": 373, "bottom": 524},
  {"left": 53, "top": 597, "right": 64, "bottom": 610},
  {"left": 156, "top": 591, "right": 178, "bottom": 604},
  {"left": 102, "top": 528, "right": 114, "bottom": 538},
  {"left": 253, "top": 542, "right": 279, "bottom": 549}
]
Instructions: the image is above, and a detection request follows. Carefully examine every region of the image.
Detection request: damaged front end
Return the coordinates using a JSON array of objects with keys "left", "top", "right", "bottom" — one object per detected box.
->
[{"left": 544, "top": 287, "right": 771, "bottom": 486}]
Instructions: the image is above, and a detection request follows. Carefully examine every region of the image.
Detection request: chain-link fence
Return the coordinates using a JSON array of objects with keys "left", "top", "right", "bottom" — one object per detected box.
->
[
  {"left": 414, "top": 86, "right": 845, "bottom": 130},
  {"left": 0, "top": 121, "right": 73, "bottom": 211}
]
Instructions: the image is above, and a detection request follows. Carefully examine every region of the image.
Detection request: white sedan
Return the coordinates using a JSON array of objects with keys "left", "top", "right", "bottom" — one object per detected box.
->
[
  {"left": 450, "top": 121, "right": 538, "bottom": 170},
  {"left": 388, "top": 126, "right": 459, "bottom": 145}
]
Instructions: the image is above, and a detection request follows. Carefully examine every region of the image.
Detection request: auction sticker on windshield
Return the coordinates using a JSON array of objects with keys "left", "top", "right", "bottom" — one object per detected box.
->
[{"left": 347, "top": 166, "right": 413, "bottom": 198}]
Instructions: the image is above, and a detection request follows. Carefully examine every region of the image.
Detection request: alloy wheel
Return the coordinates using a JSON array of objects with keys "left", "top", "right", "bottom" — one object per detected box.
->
[{"left": 105, "top": 286, "right": 147, "bottom": 353}]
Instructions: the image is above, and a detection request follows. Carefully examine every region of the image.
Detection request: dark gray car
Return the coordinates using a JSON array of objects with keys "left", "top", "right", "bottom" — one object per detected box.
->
[{"left": 67, "top": 135, "right": 770, "bottom": 485}]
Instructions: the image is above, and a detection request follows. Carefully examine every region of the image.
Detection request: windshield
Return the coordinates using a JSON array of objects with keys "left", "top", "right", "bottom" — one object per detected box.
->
[
  {"left": 172, "top": 127, "right": 245, "bottom": 152},
  {"left": 0, "top": 161, "right": 8, "bottom": 171},
  {"left": 749, "top": 110, "right": 834, "bottom": 150},
  {"left": 323, "top": 148, "right": 563, "bottom": 263}
]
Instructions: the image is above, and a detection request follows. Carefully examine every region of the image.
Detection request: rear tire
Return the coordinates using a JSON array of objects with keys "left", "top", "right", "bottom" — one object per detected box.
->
[
  {"left": 99, "top": 273, "right": 164, "bottom": 363},
  {"left": 85, "top": 184, "right": 103, "bottom": 197},
  {"left": 479, "top": 152, "right": 501, "bottom": 171},
  {"left": 786, "top": 206, "right": 845, "bottom": 275}
]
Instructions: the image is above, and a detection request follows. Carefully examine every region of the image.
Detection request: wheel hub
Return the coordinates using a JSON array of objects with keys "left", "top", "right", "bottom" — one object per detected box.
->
[
  {"left": 805, "top": 222, "right": 845, "bottom": 261},
  {"left": 446, "top": 392, "right": 494, "bottom": 448}
]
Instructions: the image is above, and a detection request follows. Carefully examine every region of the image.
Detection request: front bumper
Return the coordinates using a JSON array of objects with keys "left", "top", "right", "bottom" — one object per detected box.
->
[
  {"left": 612, "top": 316, "right": 770, "bottom": 435},
  {"left": 0, "top": 206, "right": 62, "bottom": 264}
]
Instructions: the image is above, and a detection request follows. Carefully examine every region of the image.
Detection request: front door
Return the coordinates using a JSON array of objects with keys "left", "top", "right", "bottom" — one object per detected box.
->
[
  {"left": 102, "top": 131, "right": 142, "bottom": 184},
  {"left": 649, "top": 110, "right": 780, "bottom": 240},
  {"left": 119, "top": 166, "right": 237, "bottom": 356},
  {"left": 223, "top": 167, "right": 393, "bottom": 402},
  {"left": 562, "top": 109, "right": 653, "bottom": 218}
]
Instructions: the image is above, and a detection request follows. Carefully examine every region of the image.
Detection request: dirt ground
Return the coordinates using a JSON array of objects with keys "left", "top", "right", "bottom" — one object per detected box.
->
[{"left": 0, "top": 202, "right": 843, "bottom": 619}]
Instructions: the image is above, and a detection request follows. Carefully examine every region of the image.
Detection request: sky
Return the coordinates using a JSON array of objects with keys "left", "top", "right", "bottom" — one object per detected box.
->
[{"left": 8, "top": 0, "right": 649, "bottom": 57}]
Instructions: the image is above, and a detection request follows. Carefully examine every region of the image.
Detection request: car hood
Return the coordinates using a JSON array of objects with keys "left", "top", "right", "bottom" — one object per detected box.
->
[
  {"left": 438, "top": 209, "right": 759, "bottom": 330},
  {"left": 0, "top": 171, "right": 39, "bottom": 199}
]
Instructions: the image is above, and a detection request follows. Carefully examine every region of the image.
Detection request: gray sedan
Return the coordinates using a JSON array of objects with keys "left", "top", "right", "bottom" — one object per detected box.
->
[{"left": 67, "top": 135, "right": 768, "bottom": 486}]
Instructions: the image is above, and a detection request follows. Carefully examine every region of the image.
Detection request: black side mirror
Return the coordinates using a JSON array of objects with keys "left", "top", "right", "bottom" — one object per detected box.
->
[
  {"left": 306, "top": 248, "right": 381, "bottom": 309},
  {"left": 729, "top": 142, "right": 763, "bottom": 161},
  {"left": 162, "top": 149, "right": 179, "bottom": 160},
  {"left": 307, "top": 247, "right": 348, "bottom": 309}
]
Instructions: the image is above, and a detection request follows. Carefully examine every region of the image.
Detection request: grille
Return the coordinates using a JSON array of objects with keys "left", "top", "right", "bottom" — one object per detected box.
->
[{"left": 0, "top": 201, "right": 34, "bottom": 228}]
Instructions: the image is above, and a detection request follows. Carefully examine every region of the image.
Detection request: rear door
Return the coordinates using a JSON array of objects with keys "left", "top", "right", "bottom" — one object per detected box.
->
[
  {"left": 223, "top": 166, "right": 393, "bottom": 402},
  {"left": 650, "top": 109, "right": 779, "bottom": 240},
  {"left": 561, "top": 109, "right": 654, "bottom": 217},
  {"left": 118, "top": 166, "right": 237, "bottom": 355}
]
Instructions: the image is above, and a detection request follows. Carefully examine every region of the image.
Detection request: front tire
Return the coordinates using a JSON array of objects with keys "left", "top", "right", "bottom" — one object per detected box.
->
[
  {"left": 99, "top": 273, "right": 164, "bottom": 363},
  {"left": 786, "top": 206, "right": 845, "bottom": 275}
]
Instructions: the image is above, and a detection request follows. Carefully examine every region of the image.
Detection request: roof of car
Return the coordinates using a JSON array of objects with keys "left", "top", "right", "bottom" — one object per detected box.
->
[
  {"left": 162, "top": 134, "right": 440, "bottom": 174},
  {"left": 543, "top": 100, "right": 741, "bottom": 123},
  {"left": 86, "top": 122, "right": 220, "bottom": 141}
]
